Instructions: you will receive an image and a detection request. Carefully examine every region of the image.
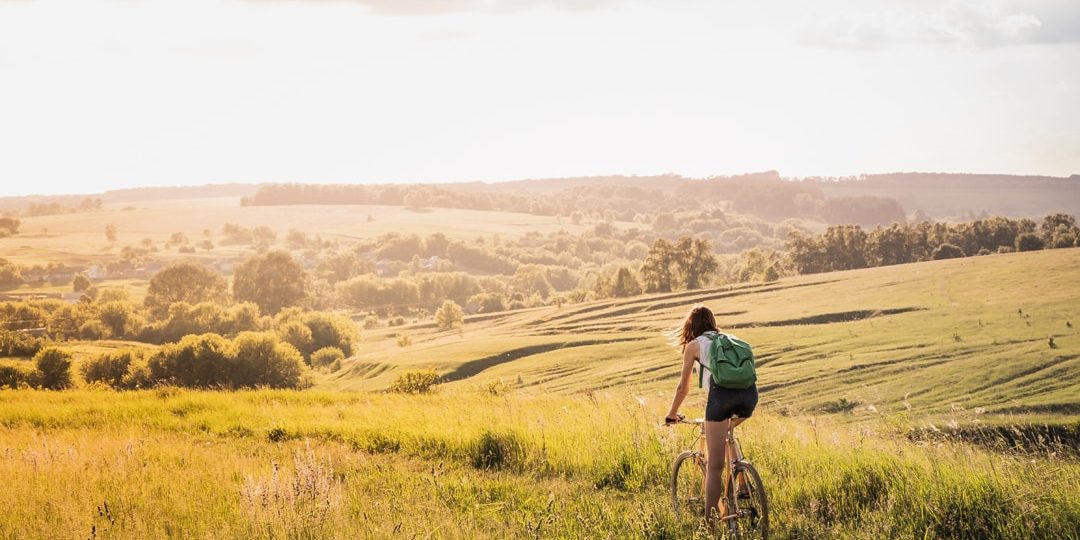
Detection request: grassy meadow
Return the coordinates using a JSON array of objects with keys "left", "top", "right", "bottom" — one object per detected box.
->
[
  {"left": 340, "top": 248, "right": 1079, "bottom": 428},
  {"left": 2, "top": 194, "right": 1079, "bottom": 538},
  {"left": 2, "top": 389, "right": 1077, "bottom": 539}
]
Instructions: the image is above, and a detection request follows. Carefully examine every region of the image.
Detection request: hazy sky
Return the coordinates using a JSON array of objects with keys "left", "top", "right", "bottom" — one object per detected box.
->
[{"left": 1, "top": 0, "right": 1078, "bottom": 196}]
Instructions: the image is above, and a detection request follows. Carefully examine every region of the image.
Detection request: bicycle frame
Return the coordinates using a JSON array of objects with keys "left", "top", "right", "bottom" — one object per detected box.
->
[{"left": 682, "top": 416, "right": 747, "bottom": 517}]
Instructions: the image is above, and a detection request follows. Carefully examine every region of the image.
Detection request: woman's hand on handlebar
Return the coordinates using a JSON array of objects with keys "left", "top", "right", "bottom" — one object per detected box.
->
[{"left": 664, "top": 413, "right": 685, "bottom": 425}]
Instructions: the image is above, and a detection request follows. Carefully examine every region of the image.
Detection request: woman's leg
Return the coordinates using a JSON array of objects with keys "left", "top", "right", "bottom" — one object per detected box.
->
[{"left": 704, "top": 419, "right": 730, "bottom": 522}]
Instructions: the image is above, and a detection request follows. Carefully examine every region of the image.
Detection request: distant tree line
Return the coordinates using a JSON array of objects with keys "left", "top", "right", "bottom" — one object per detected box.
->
[
  {"left": 24, "top": 197, "right": 103, "bottom": 217},
  {"left": 787, "top": 214, "right": 1078, "bottom": 274},
  {"left": 241, "top": 173, "right": 909, "bottom": 229}
]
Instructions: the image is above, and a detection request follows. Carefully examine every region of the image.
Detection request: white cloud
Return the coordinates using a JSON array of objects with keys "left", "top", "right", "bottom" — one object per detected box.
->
[{"left": 801, "top": 0, "right": 1077, "bottom": 50}]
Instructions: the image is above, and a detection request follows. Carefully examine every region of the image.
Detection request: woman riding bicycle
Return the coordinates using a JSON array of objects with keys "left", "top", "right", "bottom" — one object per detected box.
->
[{"left": 664, "top": 305, "right": 758, "bottom": 522}]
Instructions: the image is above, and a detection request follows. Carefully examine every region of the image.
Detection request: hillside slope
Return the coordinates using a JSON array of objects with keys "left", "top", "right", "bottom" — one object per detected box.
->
[{"left": 329, "top": 248, "right": 1080, "bottom": 426}]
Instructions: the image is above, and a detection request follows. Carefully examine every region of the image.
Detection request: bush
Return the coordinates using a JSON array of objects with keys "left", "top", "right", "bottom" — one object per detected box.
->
[
  {"left": 931, "top": 243, "right": 965, "bottom": 260},
  {"left": 0, "top": 364, "right": 35, "bottom": 389},
  {"left": 302, "top": 312, "right": 359, "bottom": 357},
  {"left": 388, "top": 369, "right": 440, "bottom": 394},
  {"left": 0, "top": 330, "right": 44, "bottom": 358},
  {"left": 275, "top": 311, "right": 359, "bottom": 361},
  {"left": 478, "top": 378, "right": 510, "bottom": 396},
  {"left": 33, "top": 347, "right": 73, "bottom": 390},
  {"left": 276, "top": 321, "right": 314, "bottom": 359},
  {"left": 363, "top": 315, "right": 380, "bottom": 329},
  {"left": 122, "top": 357, "right": 154, "bottom": 389},
  {"left": 311, "top": 346, "right": 345, "bottom": 370},
  {"left": 395, "top": 334, "right": 412, "bottom": 347},
  {"left": 232, "top": 332, "right": 309, "bottom": 389},
  {"left": 147, "top": 333, "right": 235, "bottom": 388},
  {"left": 1015, "top": 233, "right": 1044, "bottom": 252},
  {"left": 79, "top": 320, "right": 108, "bottom": 340},
  {"left": 81, "top": 349, "right": 142, "bottom": 388},
  {"left": 471, "top": 430, "right": 524, "bottom": 470}
]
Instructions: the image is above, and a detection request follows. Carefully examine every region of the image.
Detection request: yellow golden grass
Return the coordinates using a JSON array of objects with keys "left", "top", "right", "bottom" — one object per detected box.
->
[{"left": 1, "top": 388, "right": 1077, "bottom": 539}]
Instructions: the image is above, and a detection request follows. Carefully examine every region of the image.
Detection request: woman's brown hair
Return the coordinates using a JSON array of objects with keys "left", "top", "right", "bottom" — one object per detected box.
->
[{"left": 669, "top": 305, "right": 718, "bottom": 350}]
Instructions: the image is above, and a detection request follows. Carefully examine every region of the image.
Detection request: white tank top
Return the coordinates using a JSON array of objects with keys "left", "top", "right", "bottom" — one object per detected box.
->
[{"left": 694, "top": 333, "right": 717, "bottom": 388}]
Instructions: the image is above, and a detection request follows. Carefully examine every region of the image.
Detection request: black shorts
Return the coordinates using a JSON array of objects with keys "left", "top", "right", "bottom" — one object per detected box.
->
[{"left": 705, "top": 384, "right": 758, "bottom": 422}]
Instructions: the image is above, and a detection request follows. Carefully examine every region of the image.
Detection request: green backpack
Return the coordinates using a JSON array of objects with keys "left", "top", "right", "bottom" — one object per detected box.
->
[{"left": 697, "top": 331, "right": 757, "bottom": 390}]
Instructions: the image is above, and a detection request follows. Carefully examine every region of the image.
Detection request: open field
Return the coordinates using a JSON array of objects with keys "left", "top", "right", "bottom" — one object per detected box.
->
[
  {"left": 0, "top": 198, "right": 609, "bottom": 267},
  {"left": 1, "top": 389, "right": 1077, "bottom": 539},
  {"left": 2, "top": 210, "right": 1079, "bottom": 538},
  {"left": 337, "top": 248, "right": 1080, "bottom": 428}
]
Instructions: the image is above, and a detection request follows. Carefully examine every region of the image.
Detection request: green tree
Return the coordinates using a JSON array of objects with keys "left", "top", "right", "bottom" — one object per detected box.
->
[
  {"left": 0, "top": 258, "right": 23, "bottom": 290},
  {"left": 640, "top": 239, "right": 676, "bottom": 292},
  {"left": 675, "top": 237, "right": 718, "bottom": 289},
  {"left": 435, "top": 300, "right": 465, "bottom": 331},
  {"left": 145, "top": 263, "right": 227, "bottom": 319},
  {"left": 72, "top": 273, "right": 91, "bottom": 293},
  {"left": 34, "top": 347, "right": 73, "bottom": 390},
  {"left": 97, "top": 300, "right": 142, "bottom": 338},
  {"left": 0, "top": 217, "right": 19, "bottom": 237},
  {"left": 233, "top": 251, "right": 308, "bottom": 315},
  {"left": 611, "top": 267, "right": 642, "bottom": 297}
]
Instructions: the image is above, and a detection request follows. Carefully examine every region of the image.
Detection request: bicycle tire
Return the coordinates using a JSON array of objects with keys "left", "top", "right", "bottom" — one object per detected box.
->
[
  {"left": 670, "top": 451, "right": 706, "bottom": 518},
  {"left": 728, "top": 461, "right": 769, "bottom": 539}
]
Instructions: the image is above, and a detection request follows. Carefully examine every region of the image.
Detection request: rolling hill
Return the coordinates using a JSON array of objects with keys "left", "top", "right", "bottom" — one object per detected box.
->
[{"left": 332, "top": 248, "right": 1079, "bottom": 426}]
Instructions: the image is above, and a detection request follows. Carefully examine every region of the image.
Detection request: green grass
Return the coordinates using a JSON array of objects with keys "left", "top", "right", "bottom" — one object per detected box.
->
[
  {"left": 0, "top": 388, "right": 1076, "bottom": 539},
  {"left": 343, "top": 248, "right": 1080, "bottom": 428}
]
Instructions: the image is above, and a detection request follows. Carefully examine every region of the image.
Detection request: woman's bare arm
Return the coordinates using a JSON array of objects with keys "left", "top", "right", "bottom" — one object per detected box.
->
[{"left": 665, "top": 340, "right": 699, "bottom": 420}]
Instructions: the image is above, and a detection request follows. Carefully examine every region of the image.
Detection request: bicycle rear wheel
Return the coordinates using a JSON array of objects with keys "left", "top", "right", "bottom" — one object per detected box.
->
[
  {"left": 728, "top": 461, "right": 769, "bottom": 539},
  {"left": 670, "top": 451, "right": 706, "bottom": 518}
]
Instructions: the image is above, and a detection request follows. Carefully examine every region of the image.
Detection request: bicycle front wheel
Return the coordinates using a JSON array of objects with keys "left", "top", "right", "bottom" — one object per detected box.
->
[
  {"left": 670, "top": 451, "right": 706, "bottom": 518},
  {"left": 728, "top": 461, "right": 769, "bottom": 539}
]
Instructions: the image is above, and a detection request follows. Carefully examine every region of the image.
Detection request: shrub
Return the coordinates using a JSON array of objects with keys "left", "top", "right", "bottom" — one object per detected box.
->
[
  {"left": 1015, "top": 233, "right": 1044, "bottom": 252},
  {"left": 33, "top": 347, "right": 73, "bottom": 390},
  {"left": 478, "top": 378, "right": 510, "bottom": 396},
  {"left": 81, "top": 349, "right": 142, "bottom": 388},
  {"left": 232, "top": 332, "right": 309, "bottom": 389},
  {"left": 0, "top": 364, "right": 35, "bottom": 389},
  {"left": 79, "top": 320, "right": 108, "bottom": 340},
  {"left": 302, "top": 312, "right": 359, "bottom": 357},
  {"left": 363, "top": 315, "right": 380, "bottom": 329},
  {"left": 147, "top": 333, "right": 235, "bottom": 388},
  {"left": 275, "top": 311, "right": 359, "bottom": 361},
  {"left": 122, "top": 357, "right": 154, "bottom": 389},
  {"left": 471, "top": 430, "right": 524, "bottom": 470},
  {"left": 0, "top": 330, "right": 44, "bottom": 358},
  {"left": 931, "top": 243, "right": 965, "bottom": 260},
  {"left": 388, "top": 369, "right": 440, "bottom": 394},
  {"left": 277, "top": 321, "right": 314, "bottom": 359},
  {"left": 311, "top": 347, "right": 345, "bottom": 370},
  {"left": 395, "top": 334, "right": 412, "bottom": 347},
  {"left": 388, "top": 316, "right": 406, "bottom": 327}
]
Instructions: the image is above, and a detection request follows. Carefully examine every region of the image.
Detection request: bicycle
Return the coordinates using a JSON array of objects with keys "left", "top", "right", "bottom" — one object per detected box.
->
[{"left": 668, "top": 415, "right": 769, "bottom": 539}]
